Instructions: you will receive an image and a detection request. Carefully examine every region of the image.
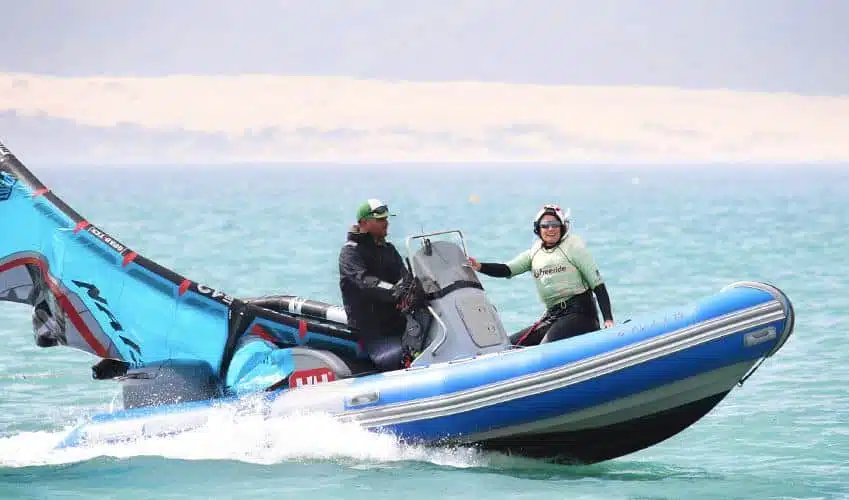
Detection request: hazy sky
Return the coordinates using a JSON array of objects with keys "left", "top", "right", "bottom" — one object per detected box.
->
[
  {"left": 2, "top": 1, "right": 847, "bottom": 163},
  {"left": 4, "top": 0, "right": 847, "bottom": 95}
]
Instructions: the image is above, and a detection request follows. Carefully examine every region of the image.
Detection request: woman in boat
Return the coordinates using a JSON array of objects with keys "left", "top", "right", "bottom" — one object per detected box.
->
[{"left": 468, "top": 204, "right": 614, "bottom": 346}]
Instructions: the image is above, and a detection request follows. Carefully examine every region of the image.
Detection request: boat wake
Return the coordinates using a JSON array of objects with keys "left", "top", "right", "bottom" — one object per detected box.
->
[
  {"left": 0, "top": 400, "right": 487, "bottom": 469},
  {"left": 0, "top": 371, "right": 67, "bottom": 381}
]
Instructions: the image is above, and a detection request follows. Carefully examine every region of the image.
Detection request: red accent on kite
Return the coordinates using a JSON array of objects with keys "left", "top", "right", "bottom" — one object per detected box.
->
[
  {"left": 73, "top": 221, "right": 90, "bottom": 234},
  {"left": 250, "top": 324, "right": 276, "bottom": 344},
  {"left": 0, "top": 257, "right": 108, "bottom": 358},
  {"left": 122, "top": 251, "right": 138, "bottom": 267}
]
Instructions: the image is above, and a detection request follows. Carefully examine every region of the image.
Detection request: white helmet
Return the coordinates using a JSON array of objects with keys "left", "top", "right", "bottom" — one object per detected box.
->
[{"left": 533, "top": 204, "right": 571, "bottom": 239}]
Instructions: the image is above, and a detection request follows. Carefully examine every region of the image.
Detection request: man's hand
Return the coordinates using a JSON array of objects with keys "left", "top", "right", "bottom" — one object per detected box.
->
[
  {"left": 393, "top": 276, "right": 425, "bottom": 314},
  {"left": 603, "top": 319, "right": 614, "bottom": 328}
]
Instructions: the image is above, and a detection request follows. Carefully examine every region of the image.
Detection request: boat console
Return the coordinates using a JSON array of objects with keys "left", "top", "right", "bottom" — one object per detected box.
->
[{"left": 404, "top": 229, "right": 514, "bottom": 366}]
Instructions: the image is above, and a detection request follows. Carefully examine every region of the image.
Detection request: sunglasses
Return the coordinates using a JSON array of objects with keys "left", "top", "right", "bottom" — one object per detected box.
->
[
  {"left": 538, "top": 221, "right": 562, "bottom": 229},
  {"left": 370, "top": 205, "right": 389, "bottom": 216}
]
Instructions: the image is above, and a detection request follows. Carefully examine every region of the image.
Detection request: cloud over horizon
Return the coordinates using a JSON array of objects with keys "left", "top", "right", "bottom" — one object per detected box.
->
[{"left": 2, "top": 73, "right": 848, "bottom": 164}]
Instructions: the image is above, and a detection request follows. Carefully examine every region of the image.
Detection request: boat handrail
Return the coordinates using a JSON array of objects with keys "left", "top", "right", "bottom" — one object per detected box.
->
[{"left": 427, "top": 305, "right": 448, "bottom": 354}]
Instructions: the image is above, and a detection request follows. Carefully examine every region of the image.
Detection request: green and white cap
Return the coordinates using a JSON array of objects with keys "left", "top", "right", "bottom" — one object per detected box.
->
[{"left": 356, "top": 199, "right": 394, "bottom": 221}]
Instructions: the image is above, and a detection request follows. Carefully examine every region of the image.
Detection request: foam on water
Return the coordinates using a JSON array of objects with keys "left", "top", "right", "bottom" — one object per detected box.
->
[{"left": 0, "top": 401, "right": 487, "bottom": 470}]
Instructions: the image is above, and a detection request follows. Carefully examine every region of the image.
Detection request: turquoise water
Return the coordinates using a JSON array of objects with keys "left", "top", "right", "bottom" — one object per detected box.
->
[{"left": 1, "top": 163, "right": 847, "bottom": 499}]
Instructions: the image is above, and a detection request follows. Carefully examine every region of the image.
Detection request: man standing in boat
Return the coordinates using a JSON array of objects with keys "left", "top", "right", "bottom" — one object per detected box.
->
[
  {"left": 338, "top": 199, "right": 425, "bottom": 371},
  {"left": 468, "top": 204, "right": 614, "bottom": 346}
]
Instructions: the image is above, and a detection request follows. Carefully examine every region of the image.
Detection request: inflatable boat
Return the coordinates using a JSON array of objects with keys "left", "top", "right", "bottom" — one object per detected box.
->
[{"left": 0, "top": 141, "right": 795, "bottom": 464}]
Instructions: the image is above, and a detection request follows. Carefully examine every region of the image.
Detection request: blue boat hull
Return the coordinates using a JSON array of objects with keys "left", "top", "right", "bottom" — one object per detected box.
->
[{"left": 58, "top": 281, "right": 794, "bottom": 464}]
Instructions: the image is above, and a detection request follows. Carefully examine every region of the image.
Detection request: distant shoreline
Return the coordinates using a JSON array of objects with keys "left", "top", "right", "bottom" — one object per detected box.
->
[
  {"left": 3, "top": 73, "right": 848, "bottom": 163},
  {"left": 21, "top": 161, "right": 849, "bottom": 170}
]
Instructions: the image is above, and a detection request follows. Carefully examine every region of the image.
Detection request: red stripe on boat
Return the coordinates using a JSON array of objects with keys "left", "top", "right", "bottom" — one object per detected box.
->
[{"left": 178, "top": 279, "right": 191, "bottom": 295}]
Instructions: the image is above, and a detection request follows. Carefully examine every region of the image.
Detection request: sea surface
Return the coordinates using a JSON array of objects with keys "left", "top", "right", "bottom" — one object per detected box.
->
[{"left": 1, "top": 162, "right": 847, "bottom": 499}]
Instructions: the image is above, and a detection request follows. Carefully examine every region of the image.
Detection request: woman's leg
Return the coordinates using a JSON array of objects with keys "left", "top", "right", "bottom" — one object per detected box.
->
[
  {"left": 510, "top": 311, "right": 561, "bottom": 346},
  {"left": 540, "top": 313, "right": 600, "bottom": 344}
]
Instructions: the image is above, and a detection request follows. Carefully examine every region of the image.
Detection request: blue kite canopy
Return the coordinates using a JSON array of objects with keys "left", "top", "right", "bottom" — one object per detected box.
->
[{"left": 0, "top": 140, "right": 365, "bottom": 388}]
